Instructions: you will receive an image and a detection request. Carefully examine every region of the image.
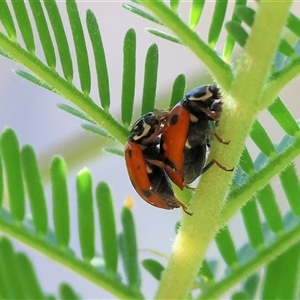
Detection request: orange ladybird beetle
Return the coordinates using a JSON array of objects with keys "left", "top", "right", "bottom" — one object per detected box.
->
[
  {"left": 124, "top": 111, "right": 192, "bottom": 215},
  {"left": 161, "top": 84, "right": 232, "bottom": 190}
]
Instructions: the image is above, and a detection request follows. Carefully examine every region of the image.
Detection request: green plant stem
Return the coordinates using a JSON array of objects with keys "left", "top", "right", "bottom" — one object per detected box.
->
[
  {"left": 229, "top": 2, "right": 293, "bottom": 109},
  {"left": 138, "top": 0, "right": 233, "bottom": 91},
  {"left": 260, "top": 57, "right": 300, "bottom": 111},
  {"left": 150, "top": 2, "right": 293, "bottom": 299},
  {"left": 0, "top": 32, "right": 128, "bottom": 144},
  {"left": 199, "top": 223, "right": 300, "bottom": 300},
  {"left": 219, "top": 136, "right": 300, "bottom": 227},
  {"left": 0, "top": 217, "right": 143, "bottom": 299}
]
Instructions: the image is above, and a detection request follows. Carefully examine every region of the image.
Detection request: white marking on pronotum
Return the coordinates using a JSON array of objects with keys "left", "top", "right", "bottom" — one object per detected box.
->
[{"left": 133, "top": 122, "right": 151, "bottom": 141}]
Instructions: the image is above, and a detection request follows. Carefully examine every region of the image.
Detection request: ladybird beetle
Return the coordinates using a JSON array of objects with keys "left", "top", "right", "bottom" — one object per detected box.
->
[
  {"left": 161, "top": 84, "right": 232, "bottom": 190},
  {"left": 125, "top": 111, "right": 192, "bottom": 215}
]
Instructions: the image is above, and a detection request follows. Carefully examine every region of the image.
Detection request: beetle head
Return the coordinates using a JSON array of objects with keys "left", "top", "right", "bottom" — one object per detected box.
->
[
  {"left": 186, "top": 84, "right": 221, "bottom": 102},
  {"left": 129, "top": 112, "right": 159, "bottom": 143}
]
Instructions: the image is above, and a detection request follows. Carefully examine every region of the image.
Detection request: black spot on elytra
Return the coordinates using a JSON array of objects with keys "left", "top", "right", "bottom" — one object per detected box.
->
[
  {"left": 128, "top": 149, "right": 132, "bottom": 158},
  {"left": 141, "top": 189, "right": 152, "bottom": 198},
  {"left": 170, "top": 114, "right": 179, "bottom": 126}
]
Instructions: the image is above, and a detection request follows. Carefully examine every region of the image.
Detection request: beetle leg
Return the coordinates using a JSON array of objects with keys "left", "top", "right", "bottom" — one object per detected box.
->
[
  {"left": 206, "top": 130, "right": 230, "bottom": 145},
  {"left": 214, "top": 160, "right": 234, "bottom": 172},
  {"left": 181, "top": 181, "right": 195, "bottom": 191},
  {"left": 184, "top": 184, "right": 195, "bottom": 191},
  {"left": 198, "top": 106, "right": 221, "bottom": 120},
  {"left": 141, "top": 119, "right": 169, "bottom": 145},
  {"left": 187, "top": 102, "right": 219, "bottom": 120},
  {"left": 141, "top": 128, "right": 163, "bottom": 145},
  {"left": 172, "top": 197, "right": 193, "bottom": 216},
  {"left": 145, "top": 158, "right": 180, "bottom": 174},
  {"left": 202, "top": 159, "right": 234, "bottom": 174}
]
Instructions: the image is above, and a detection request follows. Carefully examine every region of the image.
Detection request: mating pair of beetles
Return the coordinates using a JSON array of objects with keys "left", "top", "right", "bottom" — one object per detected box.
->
[{"left": 125, "top": 84, "right": 232, "bottom": 216}]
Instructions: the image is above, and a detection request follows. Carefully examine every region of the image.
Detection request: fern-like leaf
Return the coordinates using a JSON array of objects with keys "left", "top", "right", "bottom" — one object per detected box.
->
[
  {"left": 0, "top": 128, "right": 144, "bottom": 299},
  {"left": 1, "top": 0, "right": 130, "bottom": 144},
  {"left": 0, "top": 236, "right": 84, "bottom": 299},
  {"left": 1, "top": 1, "right": 300, "bottom": 299}
]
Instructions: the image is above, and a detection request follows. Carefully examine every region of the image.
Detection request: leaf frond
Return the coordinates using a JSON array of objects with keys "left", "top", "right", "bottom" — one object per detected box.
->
[
  {"left": 129, "top": 0, "right": 234, "bottom": 91},
  {"left": 1, "top": 1, "right": 300, "bottom": 299},
  {"left": 0, "top": 128, "right": 144, "bottom": 299}
]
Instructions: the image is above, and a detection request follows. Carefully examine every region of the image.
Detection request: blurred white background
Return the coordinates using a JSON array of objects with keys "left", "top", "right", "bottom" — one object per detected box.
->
[{"left": 0, "top": 1, "right": 300, "bottom": 299}]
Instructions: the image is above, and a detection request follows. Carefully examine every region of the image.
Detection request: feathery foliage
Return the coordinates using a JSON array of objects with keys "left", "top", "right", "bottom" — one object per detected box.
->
[{"left": 0, "top": 0, "right": 300, "bottom": 299}]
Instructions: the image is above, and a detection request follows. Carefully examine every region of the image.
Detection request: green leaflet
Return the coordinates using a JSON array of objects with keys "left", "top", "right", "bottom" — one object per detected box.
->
[
  {"left": 208, "top": 0, "right": 228, "bottom": 48},
  {"left": 123, "top": 4, "right": 162, "bottom": 25},
  {"left": 256, "top": 185, "right": 284, "bottom": 234},
  {"left": 146, "top": 28, "right": 181, "bottom": 44},
  {"left": 141, "top": 44, "right": 159, "bottom": 115},
  {"left": 96, "top": 182, "right": 118, "bottom": 276},
  {"left": 43, "top": 0, "right": 73, "bottom": 80},
  {"left": 0, "top": 155, "right": 3, "bottom": 208},
  {"left": 215, "top": 226, "right": 238, "bottom": 268},
  {"left": 77, "top": 169, "right": 95, "bottom": 261},
  {"left": 60, "top": 283, "right": 81, "bottom": 300},
  {"left": 241, "top": 200, "right": 264, "bottom": 250},
  {"left": 0, "top": 128, "right": 25, "bottom": 223},
  {"left": 15, "top": 252, "right": 45, "bottom": 299},
  {"left": 0, "top": 1, "right": 300, "bottom": 299},
  {"left": 28, "top": 0, "right": 56, "bottom": 68},
  {"left": 0, "top": 0, "right": 17, "bottom": 39},
  {"left": 11, "top": 0, "right": 35, "bottom": 52},
  {"left": 121, "top": 28, "right": 136, "bottom": 128},
  {"left": 67, "top": 0, "right": 91, "bottom": 95},
  {"left": 21, "top": 145, "right": 48, "bottom": 236},
  {"left": 169, "top": 74, "right": 186, "bottom": 107},
  {"left": 279, "top": 164, "right": 300, "bottom": 216},
  {"left": 189, "top": 0, "right": 205, "bottom": 29},
  {"left": 141, "top": 259, "right": 164, "bottom": 281},
  {"left": 86, "top": 10, "right": 110, "bottom": 111},
  {"left": 120, "top": 203, "right": 141, "bottom": 290},
  {"left": 51, "top": 156, "right": 70, "bottom": 249},
  {"left": 15, "top": 70, "right": 54, "bottom": 91},
  {"left": 268, "top": 97, "right": 300, "bottom": 136}
]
